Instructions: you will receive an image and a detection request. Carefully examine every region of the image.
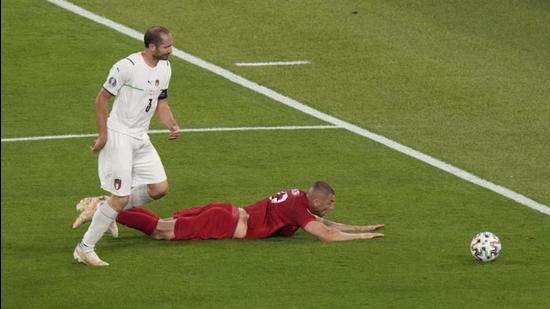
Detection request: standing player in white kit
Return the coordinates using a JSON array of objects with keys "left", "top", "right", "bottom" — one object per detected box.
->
[{"left": 73, "top": 26, "right": 181, "bottom": 266}]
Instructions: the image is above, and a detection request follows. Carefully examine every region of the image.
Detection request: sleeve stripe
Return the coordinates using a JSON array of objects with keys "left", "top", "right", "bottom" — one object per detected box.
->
[{"left": 125, "top": 58, "right": 135, "bottom": 65}]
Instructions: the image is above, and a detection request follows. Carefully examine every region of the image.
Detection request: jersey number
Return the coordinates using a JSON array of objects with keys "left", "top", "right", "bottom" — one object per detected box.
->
[
  {"left": 145, "top": 98, "right": 153, "bottom": 112},
  {"left": 269, "top": 191, "right": 288, "bottom": 204}
]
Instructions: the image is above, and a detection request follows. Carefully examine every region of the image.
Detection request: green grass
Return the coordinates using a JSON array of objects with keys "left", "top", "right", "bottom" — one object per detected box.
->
[
  {"left": 70, "top": 0, "right": 550, "bottom": 203},
  {"left": 0, "top": 0, "right": 322, "bottom": 137},
  {"left": 2, "top": 0, "right": 549, "bottom": 308}
]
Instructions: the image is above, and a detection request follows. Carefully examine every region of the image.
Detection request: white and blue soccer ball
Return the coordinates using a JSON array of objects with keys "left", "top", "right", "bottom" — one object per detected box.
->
[{"left": 470, "top": 232, "right": 501, "bottom": 262}]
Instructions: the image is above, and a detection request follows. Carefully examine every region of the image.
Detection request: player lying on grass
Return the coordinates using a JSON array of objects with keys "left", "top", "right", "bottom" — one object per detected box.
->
[{"left": 73, "top": 181, "right": 384, "bottom": 243}]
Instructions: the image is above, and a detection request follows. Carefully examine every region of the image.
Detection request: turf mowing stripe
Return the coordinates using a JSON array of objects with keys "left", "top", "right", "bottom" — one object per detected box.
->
[
  {"left": 46, "top": 0, "right": 550, "bottom": 216},
  {"left": 0, "top": 125, "right": 340, "bottom": 142},
  {"left": 235, "top": 61, "right": 311, "bottom": 66}
]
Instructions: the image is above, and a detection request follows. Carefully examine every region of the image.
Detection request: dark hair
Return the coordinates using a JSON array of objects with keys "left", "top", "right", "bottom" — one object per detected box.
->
[
  {"left": 309, "top": 181, "right": 335, "bottom": 196},
  {"left": 144, "top": 26, "right": 171, "bottom": 48}
]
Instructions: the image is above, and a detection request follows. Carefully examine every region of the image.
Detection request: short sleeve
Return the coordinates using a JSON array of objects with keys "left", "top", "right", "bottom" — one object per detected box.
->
[{"left": 102, "top": 59, "right": 132, "bottom": 96}]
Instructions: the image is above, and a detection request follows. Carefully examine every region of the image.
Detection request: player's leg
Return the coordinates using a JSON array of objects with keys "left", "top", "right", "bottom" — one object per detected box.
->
[
  {"left": 147, "top": 180, "right": 169, "bottom": 199},
  {"left": 150, "top": 219, "right": 176, "bottom": 240},
  {"left": 123, "top": 184, "right": 154, "bottom": 210},
  {"left": 127, "top": 140, "right": 168, "bottom": 210},
  {"left": 173, "top": 203, "right": 240, "bottom": 240},
  {"left": 116, "top": 207, "right": 164, "bottom": 237},
  {"left": 172, "top": 203, "right": 228, "bottom": 218},
  {"left": 72, "top": 196, "right": 108, "bottom": 228},
  {"left": 74, "top": 130, "right": 132, "bottom": 266},
  {"left": 232, "top": 208, "right": 249, "bottom": 239},
  {"left": 74, "top": 195, "right": 129, "bottom": 266},
  {"left": 117, "top": 207, "right": 175, "bottom": 240},
  {"left": 83, "top": 195, "right": 128, "bottom": 241},
  {"left": 72, "top": 195, "right": 118, "bottom": 237},
  {"left": 120, "top": 181, "right": 167, "bottom": 211},
  {"left": 124, "top": 206, "right": 160, "bottom": 219}
]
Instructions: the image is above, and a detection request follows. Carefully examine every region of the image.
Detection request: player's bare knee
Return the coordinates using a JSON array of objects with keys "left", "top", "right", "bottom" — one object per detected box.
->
[
  {"left": 153, "top": 219, "right": 176, "bottom": 240},
  {"left": 109, "top": 195, "right": 129, "bottom": 211},
  {"left": 148, "top": 181, "right": 169, "bottom": 199},
  {"left": 240, "top": 209, "right": 250, "bottom": 222},
  {"left": 233, "top": 208, "right": 249, "bottom": 239},
  {"left": 151, "top": 231, "right": 170, "bottom": 240}
]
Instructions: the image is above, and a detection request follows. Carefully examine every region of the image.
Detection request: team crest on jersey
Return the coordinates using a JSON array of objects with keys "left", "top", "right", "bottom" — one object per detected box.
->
[
  {"left": 108, "top": 77, "right": 117, "bottom": 87},
  {"left": 291, "top": 189, "right": 300, "bottom": 196},
  {"left": 114, "top": 178, "right": 122, "bottom": 190},
  {"left": 155, "top": 79, "right": 160, "bottom": 87}
]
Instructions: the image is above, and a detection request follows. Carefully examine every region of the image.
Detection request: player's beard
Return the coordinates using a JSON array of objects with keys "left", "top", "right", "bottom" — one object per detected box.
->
[
  {"left": 312, "top": 209, "right": 325, "bottom": 217},
  {"left": 154, "top": 52, "right": 170, "bottom": 61}
]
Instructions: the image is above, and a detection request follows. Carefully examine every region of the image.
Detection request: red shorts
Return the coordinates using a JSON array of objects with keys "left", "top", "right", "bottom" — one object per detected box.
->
[{"left": 172, "top": 203, "right": 239, "bottom": 240}]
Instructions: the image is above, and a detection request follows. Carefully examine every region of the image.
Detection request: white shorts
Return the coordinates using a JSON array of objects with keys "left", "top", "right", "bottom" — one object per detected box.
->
[{"left": 98, "top": 129, "right": 167, "bottom": 196}]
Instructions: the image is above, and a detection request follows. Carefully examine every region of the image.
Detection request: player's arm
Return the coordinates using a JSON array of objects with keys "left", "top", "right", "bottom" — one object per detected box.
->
[
  {"left": 91, "top": 88, "right": 113, "bottom": 153},
  {"left": 92, "top": 58, "right": 131, "bottom": 152},
  {"left": 314, "top": 215, "right": 384, "bottom": 232},
  {"left": 156, "top": 98, "right": 180, "bottom": 140},
  {"left": 303, "top": 220, "right": 383, "bottom": 242}
]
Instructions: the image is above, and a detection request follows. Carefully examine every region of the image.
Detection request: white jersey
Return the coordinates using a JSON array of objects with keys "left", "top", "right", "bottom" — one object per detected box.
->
[{"left": 102, "top": 52, "right": 172, "bottom": 140}]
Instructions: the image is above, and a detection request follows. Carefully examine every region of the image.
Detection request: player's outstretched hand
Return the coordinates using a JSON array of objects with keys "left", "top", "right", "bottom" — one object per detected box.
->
[
  {"left": 168, "top": 125, "right": 181, "bottom": 140},
  {"left": 91, "top": 136, "right": 107, "bottom": 153},
  {"left": 364, "top": 224, "right": 385, "bottom": 232},
  {"left": 361, "top": 232, "right": 384, "bottom": 239}
]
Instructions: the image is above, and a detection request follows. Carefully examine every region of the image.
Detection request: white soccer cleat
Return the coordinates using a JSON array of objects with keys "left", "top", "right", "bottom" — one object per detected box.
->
[
  {"left": 73, "top": 244, "right": 109, "bottom": 267},
  {"left": 72, "top": 196, "right": 109, "bottom": 229}
]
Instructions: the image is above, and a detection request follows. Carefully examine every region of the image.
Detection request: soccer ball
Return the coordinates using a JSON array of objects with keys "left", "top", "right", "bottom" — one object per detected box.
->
[{"left": 470, "top": 232, "right": 501, "bottom": 262}]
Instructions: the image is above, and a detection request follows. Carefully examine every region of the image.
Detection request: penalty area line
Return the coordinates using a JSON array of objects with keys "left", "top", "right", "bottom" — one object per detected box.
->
[{"left": 0, "top": 125, "right": 340, "bottom": 142}]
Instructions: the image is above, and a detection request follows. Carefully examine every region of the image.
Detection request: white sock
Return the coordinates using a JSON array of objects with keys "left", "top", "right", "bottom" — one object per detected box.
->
[
  {"left": 123, "top": 184, "right": 154, "bottom": 210},
  {"left": 81, "top": 201, "right": 118, "bottom": 250}
]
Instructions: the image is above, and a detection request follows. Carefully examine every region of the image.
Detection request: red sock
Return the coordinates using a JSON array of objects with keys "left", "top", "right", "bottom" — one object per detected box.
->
[
  {"left": 117, "top": 209, "right": 159, "bottom": 235},
  {"left": 126, "top": 207, "right": 160, "bottom": 219}
]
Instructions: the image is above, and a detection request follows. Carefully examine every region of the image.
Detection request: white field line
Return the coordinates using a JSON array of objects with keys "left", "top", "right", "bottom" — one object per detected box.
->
[
  {"left": 0, "top": 125, "right": 340, "bottom": 142},
  {"left": 235, "top": 61, "right": 310, "bottom": 66},
  {"left": 46, "top": 0, "right": 550, "bottom": 215}
]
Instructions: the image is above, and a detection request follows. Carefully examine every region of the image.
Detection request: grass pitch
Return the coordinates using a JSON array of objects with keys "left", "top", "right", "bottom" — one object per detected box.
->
[{"left": 2, "top": 0, "right": 549, "bottom": 308}]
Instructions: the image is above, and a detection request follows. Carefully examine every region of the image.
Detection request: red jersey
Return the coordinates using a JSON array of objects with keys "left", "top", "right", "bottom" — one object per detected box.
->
[{"left": 244, "top": 189, "right": 316, "bottom": 240}]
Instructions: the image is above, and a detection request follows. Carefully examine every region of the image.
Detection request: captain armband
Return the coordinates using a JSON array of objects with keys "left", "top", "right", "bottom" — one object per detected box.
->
[{"left": 158, "top": 89, "right": 168, "bottom": 100}]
